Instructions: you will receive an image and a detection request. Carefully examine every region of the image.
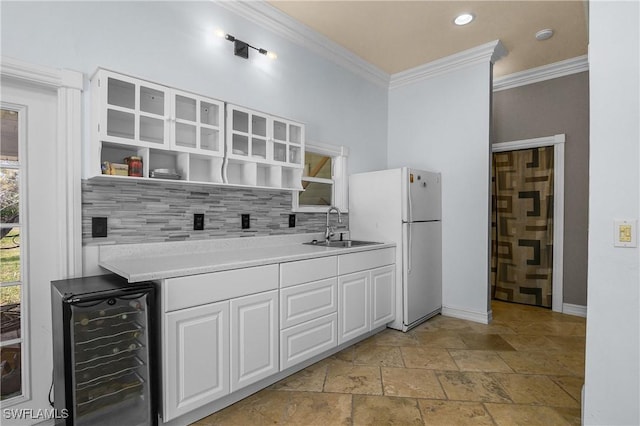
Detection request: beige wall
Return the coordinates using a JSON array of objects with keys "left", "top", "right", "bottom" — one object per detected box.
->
[{"left": 492, "top": 71, "right": 589, "bottom": 306}]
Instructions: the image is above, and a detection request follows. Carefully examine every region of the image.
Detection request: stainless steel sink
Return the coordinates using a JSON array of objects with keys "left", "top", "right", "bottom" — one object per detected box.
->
[{"left": 303, "top": 239, "right": 383, "bottom": 248}]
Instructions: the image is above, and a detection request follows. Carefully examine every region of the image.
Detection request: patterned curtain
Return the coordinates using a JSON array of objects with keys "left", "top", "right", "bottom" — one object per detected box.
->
[{"left": 491, "top": 147, "right": 554, "bottom": 308}]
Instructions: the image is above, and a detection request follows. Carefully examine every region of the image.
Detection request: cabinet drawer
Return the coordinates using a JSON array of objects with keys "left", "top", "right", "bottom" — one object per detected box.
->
[
  {"left": 280, "top": 313, "right": 337, "bottom": 370},
  {"left": 338, "top": 247, "right": 395, "bottom": 275},
  {"left": 164, "top": 265, "right": 278, "bottom": 312},
  {"left": 280, "top": 278, "right": 337, "bottom": 329},
  {"left": 280, "top": 256, "right": 337, "bottom": 288}
]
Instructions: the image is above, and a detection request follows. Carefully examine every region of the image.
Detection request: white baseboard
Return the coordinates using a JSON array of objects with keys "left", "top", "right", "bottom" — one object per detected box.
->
[
  {"left": 442, "top": 305, "right": 491, "bottom": 324},
  {"left": 563, "top": 303, "right": 587, "bottom": 318}
]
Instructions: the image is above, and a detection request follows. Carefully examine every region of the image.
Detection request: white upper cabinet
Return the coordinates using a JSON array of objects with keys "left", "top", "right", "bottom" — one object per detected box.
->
[
  {"left": 226, "top": 104, "right": 304, "bottom": 190},
  {"left": 98, "top": 70, "right": 171, "bottom": 149},
  {"left": 171, "top": 90, "right": 224, "bottom": 157},
  {"left": 227, "top": 105, "right": 269, "bottom": 161},
  {"left": 272, "top": 117, "right": 304, "bottom": 168},
  {"left": 90, "top": 69, "right": 304, "bottom": 190}
]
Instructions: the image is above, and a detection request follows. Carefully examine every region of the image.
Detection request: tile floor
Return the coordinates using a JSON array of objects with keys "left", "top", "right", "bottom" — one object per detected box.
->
[{"left": 193, "top": 301, "right": 585, "bottom": 425}]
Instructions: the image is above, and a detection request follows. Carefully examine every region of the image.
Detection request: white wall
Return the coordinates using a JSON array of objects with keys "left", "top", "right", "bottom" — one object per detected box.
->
[
  {"left": 0, "top": 1, "right": 388, "bottom": 175},
  {"left": 584, "top": 1, "right": 640, "bottom": 424},
  {"left": 388, "top": 62, "right": 493, "bottom": 322}
]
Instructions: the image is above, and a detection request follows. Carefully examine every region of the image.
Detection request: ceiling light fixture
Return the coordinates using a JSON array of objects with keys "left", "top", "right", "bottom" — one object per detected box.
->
[
  {"left": 224, "top": 33, "right": 276, "bottom": 60},
  {"left": 454, "top": 13, "right": 474, "bottom": 26},
  {"left": 535, "top": 28, "right": 554, "bottom": 41}
]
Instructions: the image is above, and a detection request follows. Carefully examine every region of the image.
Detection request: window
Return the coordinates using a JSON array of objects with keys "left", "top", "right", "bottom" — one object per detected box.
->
[
  {"left": 294, "top": 142, "right": 348, "bottom": 212},
  {"left": 0, "top": 108, "right": 26, "bottom": 402}
]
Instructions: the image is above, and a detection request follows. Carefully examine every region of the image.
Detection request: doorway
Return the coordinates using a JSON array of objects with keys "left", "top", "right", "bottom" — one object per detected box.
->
[
  {"left": 491, "top": 135, "right": 565, "bottom": 312},
  {"left": 0, "top": 58, "right": 82, "bottom": 413}
]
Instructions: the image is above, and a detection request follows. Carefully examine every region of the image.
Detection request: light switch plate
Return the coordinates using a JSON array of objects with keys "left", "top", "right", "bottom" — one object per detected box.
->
[{"left": 614, "top": 219, "right": 637, "bottom": 247}]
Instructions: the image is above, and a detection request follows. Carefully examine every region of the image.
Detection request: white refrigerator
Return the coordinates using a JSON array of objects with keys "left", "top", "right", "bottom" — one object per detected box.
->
[{"left": 349, "top": 167, "right": 442, "bottom": 331}]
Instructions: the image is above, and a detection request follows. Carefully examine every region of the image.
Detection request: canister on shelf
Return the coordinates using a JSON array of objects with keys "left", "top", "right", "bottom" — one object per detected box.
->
[{"left": 125, "top": 156, "right": 143, "bottom": 177}]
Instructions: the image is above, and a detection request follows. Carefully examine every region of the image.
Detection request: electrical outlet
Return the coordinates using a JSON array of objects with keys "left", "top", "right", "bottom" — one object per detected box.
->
[
  {"left": 289, "top": 214, "right": 296, "bottom": 228},
  {"left": 92, "top": 217, "right": 108, "bottom": 238},
  {"left": 194, "top": 213, "right": 204, "bottom": 231},
  {"left": 241, "top": 214, "right": 250, "bottom": 229}
]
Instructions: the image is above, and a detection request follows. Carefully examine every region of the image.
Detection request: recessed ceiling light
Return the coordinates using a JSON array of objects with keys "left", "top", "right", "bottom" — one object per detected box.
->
[
  {"left": 535, "top": 28, "right": 554, "bottom": 41},
  {"left": 454, "top": 13, "right": 474, "bottom": 26}
]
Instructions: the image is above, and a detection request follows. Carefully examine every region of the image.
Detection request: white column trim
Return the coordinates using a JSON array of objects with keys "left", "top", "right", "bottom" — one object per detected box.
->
[
  {"left": 492, "top": 134, "right": 565, "bottom": 313},
  {"left": 1, "top": 56, "right": 84, "bottom": 278}
]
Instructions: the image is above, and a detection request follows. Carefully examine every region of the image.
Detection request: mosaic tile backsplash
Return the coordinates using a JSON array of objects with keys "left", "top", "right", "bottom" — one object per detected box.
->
[{"left": 82, "top": 179, "right": 348, "bottom": 245}]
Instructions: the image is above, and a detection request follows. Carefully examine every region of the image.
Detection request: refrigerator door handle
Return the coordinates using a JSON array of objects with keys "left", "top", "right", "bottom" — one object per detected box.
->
[
  {"left": 407, "top": 222, "right": 412, "bottom": 273},
  {"left": 407, "top": 173, "right": 413, "bottom": 223}
]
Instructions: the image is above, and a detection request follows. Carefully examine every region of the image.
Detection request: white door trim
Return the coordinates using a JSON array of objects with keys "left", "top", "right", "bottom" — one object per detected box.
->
[
  {"left": 1, "top": 56, "right": 83, "bottom": 278},
  {"left": 492, "top": 134, "right": 565, "bottom": 313}
]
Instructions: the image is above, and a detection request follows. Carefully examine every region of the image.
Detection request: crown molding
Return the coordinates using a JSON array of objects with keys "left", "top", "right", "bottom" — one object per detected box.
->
[
  {"left": 216, "top": 0, "right": 390, "bottom": 88},
  {"left": 493, "top": 55, "right": 589, "bottom": 92},
  {"left": 389, "top": 40, "right": 508, "bottom": 90},
  {"left": 0, "top": 56, "right": 83, "bottom": 90}
]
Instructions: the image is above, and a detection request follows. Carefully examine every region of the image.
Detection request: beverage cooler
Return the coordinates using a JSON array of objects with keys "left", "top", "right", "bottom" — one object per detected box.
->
[{"left": 51, "top": 275, "right": 158, "bottom": 425}]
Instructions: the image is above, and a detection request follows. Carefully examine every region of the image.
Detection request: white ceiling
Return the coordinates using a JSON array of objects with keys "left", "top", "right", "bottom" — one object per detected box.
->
[{"left": 268, "top": 1, "right": 589, "bottom": 78}]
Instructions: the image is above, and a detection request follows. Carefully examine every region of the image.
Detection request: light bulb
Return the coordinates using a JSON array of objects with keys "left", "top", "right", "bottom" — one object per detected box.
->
[
  {"left": 454, "top": 13, "right": 474, "bottom": 26},
  {"left": 266, "top": 51, "right": 278, "bottom": 60}
]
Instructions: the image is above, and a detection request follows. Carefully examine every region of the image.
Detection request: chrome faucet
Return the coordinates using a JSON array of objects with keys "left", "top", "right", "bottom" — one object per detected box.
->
[{"left": 325, "top": 206, "right": 342, "bottom": 241}]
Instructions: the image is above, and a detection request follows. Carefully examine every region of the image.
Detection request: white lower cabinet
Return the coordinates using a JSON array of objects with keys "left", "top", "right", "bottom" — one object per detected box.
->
[
  {"left": 164, "top": 301, "right": 229, "bottom": 421},
  {"left": 230, "top": 290, "right": 279, "bottom": 392},
  {"left": 162, "top": 247, "right": 395, "bottom": 422},
  {"left": 370, "top": 265, "right": 396, "bottom": 329},
  {"left": 338, "top": 262, "right": 396, "bottom": 344},
  {"left": 338, "top": 271, "right": 370, "bottom": 344}
]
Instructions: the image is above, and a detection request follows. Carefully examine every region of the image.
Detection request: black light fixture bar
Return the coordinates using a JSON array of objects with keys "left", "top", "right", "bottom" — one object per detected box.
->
[{"left": 225, "top": 33, "right": 271, "bottom": 59}]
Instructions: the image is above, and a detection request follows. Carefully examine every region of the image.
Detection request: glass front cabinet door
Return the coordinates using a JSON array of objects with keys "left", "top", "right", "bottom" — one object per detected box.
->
[
  {"left": 226, "top": 105, "right": 270, "bottom": 161},
  {"left": 272, "top": 118, "right": 304, "bottom": 168},
  {"left": 95, "top": 69, "right": 171, "bottom": 149},
  {"left": 171, "top": 91, "right": 224, "bottom": 157}
]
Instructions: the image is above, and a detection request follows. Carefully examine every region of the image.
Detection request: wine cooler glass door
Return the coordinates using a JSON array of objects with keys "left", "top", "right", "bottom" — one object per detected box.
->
[{"left": 70, "top": 291, "right": 154, "bottom": 426}]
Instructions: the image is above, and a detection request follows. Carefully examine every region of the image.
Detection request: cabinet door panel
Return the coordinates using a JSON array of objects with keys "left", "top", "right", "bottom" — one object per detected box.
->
[
  {"left": 280, "top": 278, "right": 337, "bottom": 328},
  {"left": 230, "top": 291, "right": 279, "bottom": 392},
  {"left": 371, "top": 265, "right": 396, "bottom": 329},
  {"left": 171, "top": 90, "right": 224, "bottom": 156},
  {"left": 338, "top": 271, "right": 370, "bottom": 344},
  {"left": 164, "top": 301, "right": 229, "bottom": 421},
  {"left": 280, "top": 313, "right": 337, "bottom": 370}
]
